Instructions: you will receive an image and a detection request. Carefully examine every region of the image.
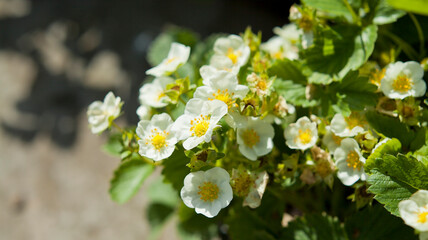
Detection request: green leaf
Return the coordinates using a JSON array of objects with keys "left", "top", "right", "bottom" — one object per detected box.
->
[
  {"left": 345, "top": 204, "right": 417, "bottom": 240},
  {"left": 176, "top": 63, "right": 196, "bottom": 81},
  {"left": 302, "top": 0, "right": 353, "bottom": 20},
  {"left": 109, "top": 159, "right": 154, "bottom": 203},
  {"left": 147, "top": 33, "right": 174, "bottom": 66},
  {"left": 224, "top": 191, "right": 285, "bottom": 240},
  {"left": 365, "top": 138, "right": 401, "bottom": 173},
  {"left": 372, "top": 154, "right": 428, "bottom": 190},
  {"left": 145, "top": 177, "right": 179, "bottom": 240},
  {"left": 147, "top": 203, "right": 175, "bottom": 228},
  {"left": 367, "top": 170, "right": 416, "bottom": 216},
  {"left": 148, "top": 177, "right": 179, "bottom": 207},
  {"left": 410, "top": 127, "right": 426, "bottom": 151},
  {"left": 177, "top": 203, "right": 218, "bottom": 239},
  {"left": 331, "top": 71, "right": 378, "bottom": 110},
  {"left": 367, "top": 153, "right": 428, "bottom": 216},
  {"left": 373, "top": 0, "right": 406, "bottom": 25},
  {"left": 274, "top": 79, "right": 318, "bottom": 107},
  {"left": 387, "top": 0, "right": 428, "bottom": 16},
  {"left": 365, "top": 111, "right": 415, "bottom": 148},
  {"left": 303, "top": 24, "right": 377, "bottom": 82},
  {"left": 146, "top": 203, "right": 176, "bottom": 240},
  {"left": 268, "top": 59, "right": 307, "bottom": 85},
  {"left": 413, "top": 134, "right": 428, "bottom": 164},
  {"left": 186, "top": 149, "right": 224, "bottom": 171},
  {"left": 226, "top": 205, "right": 278, "bottom": 240},
  {"left": 103, "top": 134, "right": 123, "bottom": 156},
  {"left": 162, "top": 146, "right": 190, "bottom": 191},
  {"left": 281, "top": 214, "right": 348, "bottom": 240}
]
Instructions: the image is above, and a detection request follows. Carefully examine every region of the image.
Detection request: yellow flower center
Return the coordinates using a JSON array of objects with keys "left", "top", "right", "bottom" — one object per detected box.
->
[
  {"left": 190, "top": 114, "right": 210, "bottom": 137},
  {"left": 157, "top": 92, "right": 166, "bottom": 101},
  {"left": 418, "top": 211, "right": 428, "bottom": 223},
  {"left": 232, "top": 172, "right": 253, "bottom": 197},
  {"left": 346, "top": 150, "right": 363, "bottom": 170},
  {"left": 198, "top": 181, "right": 219, "bottom": 202},
  {"left": 209, "top": 89, "right": 236, "bottom": 108},
  {"left": 227, "top": 48, "right": 241, "bottom": 64},
  {"left": 316, "top": 160, "right": 333, "bottom": 178},
  {"left": 345, "top": 113, "right": 365, "bottom": 130},
  {"left": 242, "top": 129, "right": 260, "bottom": 148},
  {"left": 145, "top": 128, "right": 169, "bottom": 151},
  {"left": 165, "top": 57, "right": 177, "bottom": 64},
  {"left": 273, "top": 51, "right": 283, "bottom": 59},
  {"left": 392, "top": 74, "right": 413, "bottom": 93},
  {"left": 298, "top": 15, "right": 313, "bottom": 31},
  {"left": 297, "top": 129, "right": 312, "bottom": 145},
  {"left": 256, "top": 79, "right": 268, "bottom": 91},
  {"left": 370, "top": 68, "right": 385, "bottom": 87},
  {"left": 332, "top": 133, "right": 343, "bottom": 145}
]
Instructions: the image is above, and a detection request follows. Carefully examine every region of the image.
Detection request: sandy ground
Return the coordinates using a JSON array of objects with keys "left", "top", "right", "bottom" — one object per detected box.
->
[
  {"left": 0, "top": 114, "right": 166, "bottom": 240},
  {"left": 0, "top": 50, "right": 178, "bottom": 239}
]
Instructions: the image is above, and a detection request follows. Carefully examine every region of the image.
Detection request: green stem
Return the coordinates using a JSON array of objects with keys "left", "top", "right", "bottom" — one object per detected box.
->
[
  {"left": 210, "top": 139, "right": 219, "bottom": 152},
  {"left": 178, "top": 95, "right": 187, "bottom": 105},
  {"left": 409, "top": 13, "right": 426, "bottom": 58},
  {"left": 111, "top": 121, "right": 124, "bottom": 133},
  {"left": 342, "top": 0, "right": 360, "bottom": 25},
  {"left": 174, "top": 71, "right": 180, "bottom": 79}
]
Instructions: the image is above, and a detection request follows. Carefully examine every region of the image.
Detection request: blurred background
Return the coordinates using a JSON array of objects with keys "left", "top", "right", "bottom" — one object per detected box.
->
[{"left": 0, "top": 0, "right": 294, "bottom": 239}]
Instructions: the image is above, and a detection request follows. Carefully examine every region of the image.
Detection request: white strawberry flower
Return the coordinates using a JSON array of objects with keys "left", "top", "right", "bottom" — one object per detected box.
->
[
  {"left": 212, "top": 35, "right": 250, "bottom": 71},
  {"left": 87, "top": 91, "right": 122, "bottom": 134},
  {"left": 260, "top": 36, "right": 298, "bottom": 60},
  {"left": 284, "top": 116, "right": 318, "bottom": 150},
  {"left": 322, "top": 126, "right": 344, "bottom": 153},
  {"left": 399, "top": 190, "right": 428, "bottom": 232},
  {"left": 180, "top": 167, "right": 233, "bottom": 218},
  {"left": 273, "top": 23, "right": 302, "bottom": 45},
  {"left": 136, "top": 104, "right": 152, "bottom": 120},
  {"left": 136, "top": 113, "right": 177, "bottom": 161},
  {"left": 236, "top": 117, "right": 274, "bottom": 161},
  {"left": 301, "top": 31, "right": 314, "bottom": 49},
  {"left": 231, "top": 169, "right": 269, "bottom": 209},
  {"left": 208, "top": 55, "right": 240, "bottom": 75},
  {"left": 334, "top": 138, "right": 367, "bottom": 186},
  {"left": 194, "top": 67, "right": 249, "bottom": 109},
  {"left": 273, "top": 23, "right": 314, "bottom": 49},
  {"left": 172, "top": 98, "right": 228, "bottom": 150},
  {"left": 146, "top": 42, "right": 190, "bottom": 77},
  {"left": 380, "top": 61, "right": 426, "bottom": 99},
  {"left": 243, "top": 171, "right": 269, "bottom": 208},
  {"left": 139, "top": 76, "right": 174, "bottom": 108},
  {"left": 330, "top": 113, "right": 366, "bottom": 137}
]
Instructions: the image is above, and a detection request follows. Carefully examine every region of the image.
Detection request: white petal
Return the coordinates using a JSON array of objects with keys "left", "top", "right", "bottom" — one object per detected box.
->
[
  {"left": 151, "top": 113, "right": 173, "bottom": 129},
  {"left": 337, "top": 168, "right": 360, "bottom": 186},
  {"left": 404, "top": 61, "right": 424, "bottom": 80},
  {"left": 136, "top": 105, "right": 151, "bottom": 120},
  {"left": 184, "top": 98, "right": 206, "bottom": 115},
  {"left": 399, "top": 199, "right": 421, "bottom": 228},
  {"left": 411, "top": 190, "right": 428, "bottom": 207},
  {"left": 413, "top": 78, "right": 427, "bottom": 98},
  {"left": 193, "top": 86, "right": 214, "bottom": 100},
  {"left": 238, "top": 145, "right": 258, "bottom": 160},
  {"left": 205, "top": 167, "right": 230, "bottom": 182},
  {"left": 183, "top": 136, "right": 203, "bottom": 150}
]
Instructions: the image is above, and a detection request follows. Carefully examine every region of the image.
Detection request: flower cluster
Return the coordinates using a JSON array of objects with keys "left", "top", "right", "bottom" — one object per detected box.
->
[
  {"left": 87, "top": 3, "right": 428, "bottom": 238},
  {"left": 88, "top": 31, "right": 427, "bottom": 218}
]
